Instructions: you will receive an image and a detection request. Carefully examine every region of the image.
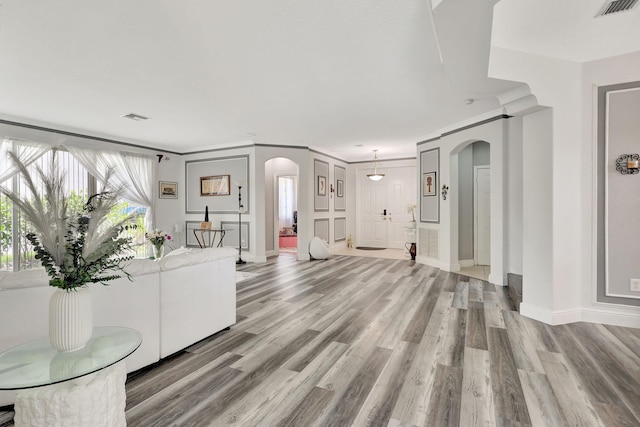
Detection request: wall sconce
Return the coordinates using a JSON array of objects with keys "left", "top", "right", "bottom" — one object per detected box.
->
[
  {"left": 441, "top": 184, "right": 449, "bottom": 200},
  {"left": 616, "top": 154, "right": 639, "bottom": 175},
  {"left": 330, "top": 184, "right": 335, "bottom": 198}
]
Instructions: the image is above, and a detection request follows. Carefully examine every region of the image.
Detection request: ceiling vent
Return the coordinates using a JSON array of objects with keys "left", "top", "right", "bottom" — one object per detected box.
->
[
  {"left": 598, "top": 0, "right": 638, "bottom": 16},
  {"left": 121, "top": 113, "right": 149, "bottom": 121}
]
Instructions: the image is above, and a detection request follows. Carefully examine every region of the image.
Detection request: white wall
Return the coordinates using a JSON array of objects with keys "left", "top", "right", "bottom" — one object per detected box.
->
[
  {"left": 255, "top": 146, "right": 311, "bottom": 261},
  {"left": 264, "top": 157, "right": 298, "bottom": 255},
  {"left": 458, "top": 145, "right": 474, "bottom": 261},
  {"left": 490, "top": 47, "right": 640, "bottom": 326},
  {"left": 347, "top": 157, "right": 417, "bottom": 249},
  {"left": 311, "top": 152, "right": 349, "bottom": 248},
  {"left": 420, "top": 118, "right": 507, "bottom": 286},
  {"left": 458, "top": 141, "right": 491, "bottom": 263},
  {"left": 581, "top": 52, "right": 640, "bottom": 325},
  {"left": 505, "top": 116, "right": 523, "bottom": 275},
  {"left": 520, "top": 108, "right": 554, "bottom": 321},
  {"left": 181, "top": 146, "right": 255, "bottom": 259}
]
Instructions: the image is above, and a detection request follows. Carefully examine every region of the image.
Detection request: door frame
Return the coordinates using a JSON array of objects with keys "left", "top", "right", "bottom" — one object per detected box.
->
[
  {"left": 355, "top": 164, "right": 416, "bottom": 249},
  {"left": 274, "top": 174, "right": 298, "bottom": 254},
  {"left": 474, "top": 165, "right": 490, "bottom": 266}
]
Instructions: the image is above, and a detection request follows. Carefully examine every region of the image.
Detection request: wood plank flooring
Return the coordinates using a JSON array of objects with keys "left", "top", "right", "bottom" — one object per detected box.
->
[{"left": 3, "top": 254, "right": 640, "bottom": 426}]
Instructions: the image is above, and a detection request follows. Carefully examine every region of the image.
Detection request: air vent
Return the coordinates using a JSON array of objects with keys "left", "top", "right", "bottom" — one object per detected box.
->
[
  {"left": 598, "top": 0, "right": 638, "bottom": 15},
  {"left": 121, "top": 113, "right": 149, "bottom": 121}
]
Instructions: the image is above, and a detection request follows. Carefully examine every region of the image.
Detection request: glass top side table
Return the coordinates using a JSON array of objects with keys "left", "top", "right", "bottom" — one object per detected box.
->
[{"left": 0, "top": 326, "right": 142, "bottom": 390}]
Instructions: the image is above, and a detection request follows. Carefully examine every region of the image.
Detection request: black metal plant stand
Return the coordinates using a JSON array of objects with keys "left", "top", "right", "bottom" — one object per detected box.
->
[{"left": 237, "top": 185, "right": 246, "bottom": 265}]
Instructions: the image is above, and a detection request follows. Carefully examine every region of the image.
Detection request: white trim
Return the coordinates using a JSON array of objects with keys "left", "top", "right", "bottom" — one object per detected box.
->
[
  {"left": 459, "top": 259, "right": 475, "bottom": 267},
  {"left": 591, "top": 83, "right": 600, "bottom": 307},
  {"left": 437, "top": 108, "right": 505, "bottom": 135},
  {"left": 487, "top": 273, "right": 505, "bottom": 287},
  {"left": 474, "top": 165, "right": 491, "bottom": 266},
  {"left": 550, "top": 309, "right": 583, "bottom": 325},
  {"left": 604, "top": 91, "right": 611, "bottom": 297},
  {"left": 521, "top": 303, "right": 640, "bottom": 327},
  {"left": 416, "top": 255, "right": 446, "bottom": 270},
  {"left": 520, "top": 303, "right": 581, "bottom": 325},
  {"left": 265, "top": 250, "right": 278, "bottom": 258},
  {"left": 244, "top": 254, "right": 267, "bottom": 263},
  {"left": 604, "top": 87, "right": 640, "bottom": 299},
  {"left": 580, "top": 306, "right": 640, "bottom": 328},
  {"left": 605, "top": 291, "right": 640, "bottom": 300},
  {"left": 520, "top": 303, "right": 554, "bottom": 324}
]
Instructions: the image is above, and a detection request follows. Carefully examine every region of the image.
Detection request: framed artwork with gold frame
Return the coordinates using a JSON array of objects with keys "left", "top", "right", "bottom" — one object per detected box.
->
[{"left": 200, "top": 175, "right": 230, "bottom": 196}]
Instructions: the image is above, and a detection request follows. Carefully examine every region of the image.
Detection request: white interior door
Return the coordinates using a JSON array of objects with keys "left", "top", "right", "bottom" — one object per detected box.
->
[
  {"left": 357, "top": 166, "right": 416, "bottom": 249},
  {"left": 358, "top": 172, "right": 387, "bottom": 248},
  {"left": 475, "top": 166, "right": 491, "bottom": 265}
]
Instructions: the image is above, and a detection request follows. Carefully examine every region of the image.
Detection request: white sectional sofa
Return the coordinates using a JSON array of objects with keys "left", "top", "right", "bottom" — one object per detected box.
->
[{"left": 0, "top": 247, "right": 237, "bottom": 406}]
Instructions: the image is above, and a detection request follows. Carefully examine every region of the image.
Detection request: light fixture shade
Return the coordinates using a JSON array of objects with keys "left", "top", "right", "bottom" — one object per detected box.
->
[
  {"left": 367, "top": 149, "right": 385, "bottom": 181},
  {"left": 367, "top": 173, "right": 385, "bottom": 181}
]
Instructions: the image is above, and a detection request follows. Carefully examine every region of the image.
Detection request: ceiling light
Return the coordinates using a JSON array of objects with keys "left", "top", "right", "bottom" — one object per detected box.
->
[
  {"left": 464, "top": 98, "right": 474, "bottom": 105},
  {"left": 121, "top": 113, "right": 149, "bottom": 121},
  {"left": 366, "top": 150, "right": 385, "bottom": 181}
]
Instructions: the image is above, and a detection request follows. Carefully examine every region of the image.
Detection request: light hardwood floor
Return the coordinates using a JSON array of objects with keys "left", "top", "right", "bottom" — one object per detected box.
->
[{"left": 3, "top": 254, "right": 640, "bottom": 426}]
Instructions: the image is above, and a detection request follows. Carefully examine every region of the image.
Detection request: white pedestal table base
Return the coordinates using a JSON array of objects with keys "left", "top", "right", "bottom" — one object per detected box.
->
[{"left": 14, "top": 361, "right": 127, "bottom": 427}]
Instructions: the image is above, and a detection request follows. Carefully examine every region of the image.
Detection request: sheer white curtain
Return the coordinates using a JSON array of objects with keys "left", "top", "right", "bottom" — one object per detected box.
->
[
  {"left": 67, "top": 146, "right": 156, "bottom": 229},
  {"left": 0, "top": 138, "right": 51, "bottom": 182},
  {"left": 278, "top": 176, "right": 295, "bottom": 229}
]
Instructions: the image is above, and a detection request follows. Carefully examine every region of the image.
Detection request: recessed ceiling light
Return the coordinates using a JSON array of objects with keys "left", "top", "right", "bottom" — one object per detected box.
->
[
  {"left": 121, "top": 113, "right": 149, "bottom": 121},
  {"left": 355, "top": 144, "right": 363, "bottom": 147}
]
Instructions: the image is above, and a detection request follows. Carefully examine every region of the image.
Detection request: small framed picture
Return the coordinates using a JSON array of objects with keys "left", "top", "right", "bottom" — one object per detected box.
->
[
  {"left": 200, "top": 175, "right": 230, "bottom": 196},
  {"left": 318, "top": 175, "right": 326, "bottom": 196},
  {"left": 336, "top": 180, "right": 344, "bottom": 197},
  {"left": 159, "top": 181, "right": 178, "bottom": 199},
  {"left": 423, "top": 172, "right": 437, "bottom": 196}
]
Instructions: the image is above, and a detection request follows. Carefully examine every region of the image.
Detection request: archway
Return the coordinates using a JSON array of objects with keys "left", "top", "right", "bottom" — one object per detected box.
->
[
  {"left": 455, "top": 141, "right": 491, "bottom": 280},
  {"left": 264, "top": 157, "right": 299, "bottom": 258},
  {"left": 447, "top": 134, "right": 505, "bottom": 286}
]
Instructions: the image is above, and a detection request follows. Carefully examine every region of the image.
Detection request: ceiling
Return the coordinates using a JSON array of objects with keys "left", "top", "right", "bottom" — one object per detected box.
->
[{"left": 0, "top": 0, "right": 637, "bottom": 162}]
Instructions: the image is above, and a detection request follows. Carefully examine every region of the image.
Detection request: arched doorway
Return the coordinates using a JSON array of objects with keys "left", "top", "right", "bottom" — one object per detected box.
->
[
  {"left": 264, "top": 157, "right": 299, "bottom": 257},
  {"left": 456, "top": 141, "right": 491, "bottom": 280}
]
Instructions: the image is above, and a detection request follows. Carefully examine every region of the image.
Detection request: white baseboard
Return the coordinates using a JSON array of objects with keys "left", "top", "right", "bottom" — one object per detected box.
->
[
  {"left": 486, "top": 273, "right": 504, "bottom": 287},
  {"left": 520, "top": 302, "right": 640, "bottom": 327},
  {"left": 520, "top": 303, "right": 555, "bottom": 324},
  {"left": 459, "top": 259, "right": 475, "bottom": 268},
  {"left": 415, "top": 256, "right": 445, "bottom": 270},
  {"left": 297, "top": 252, "right": 311, "bottom": 261},
  {"left": 242, "top": 254, "right": 266, "bottom": 263},
  {"left": 579, "top": 306, "right": 640, "bottom": 328}
]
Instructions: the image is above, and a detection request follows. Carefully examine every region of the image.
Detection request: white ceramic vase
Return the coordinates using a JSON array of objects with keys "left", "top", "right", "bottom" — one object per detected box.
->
[{"left": 49, "top": 287, "right": 93, "bottom": 352}]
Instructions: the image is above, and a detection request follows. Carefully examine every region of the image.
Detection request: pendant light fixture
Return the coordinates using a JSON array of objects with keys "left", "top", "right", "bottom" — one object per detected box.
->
[{"left": 366, "top": 149, "right": 385, "bottom": 181}]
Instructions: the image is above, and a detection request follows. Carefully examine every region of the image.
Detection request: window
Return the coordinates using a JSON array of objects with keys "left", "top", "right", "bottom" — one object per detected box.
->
[{"left": 0, "top": 150, "right": 148, "bottom": 271}]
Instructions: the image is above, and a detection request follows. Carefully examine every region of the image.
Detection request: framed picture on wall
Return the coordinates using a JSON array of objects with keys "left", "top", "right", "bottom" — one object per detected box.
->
[
  {"left": 336, "top": 179, "right": 344, "bottom": 197},
  {"left": 423, "top": 172, "right": 437, "bottom": 196},
  {"left": 318, "top": 175, "right": 327, "bottom": 196},
  {"left": 200, "top": 175, "right": 230, "bottom": 196},
  {"left": 159, "top": 181, "right": 178, "bottom": 199}
]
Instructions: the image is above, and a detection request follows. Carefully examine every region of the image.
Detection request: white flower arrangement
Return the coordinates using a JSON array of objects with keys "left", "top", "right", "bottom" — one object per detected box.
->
[
  {"left": 145, "top": 229, "right": 171, "bottom": 248},
  {"left": 407, "top": 203, "right": 417, "bottom": 221}
]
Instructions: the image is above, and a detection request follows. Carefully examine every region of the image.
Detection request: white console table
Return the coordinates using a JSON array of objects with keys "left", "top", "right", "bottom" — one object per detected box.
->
[{"left": 0, "top": 326, "right": 141, "bottom": 427}]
